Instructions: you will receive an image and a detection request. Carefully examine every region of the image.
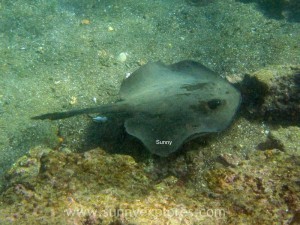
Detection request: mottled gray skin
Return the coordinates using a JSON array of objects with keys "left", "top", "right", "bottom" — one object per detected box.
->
[{"left": 32, "top": 60, "right": 241, "bottom": 156}]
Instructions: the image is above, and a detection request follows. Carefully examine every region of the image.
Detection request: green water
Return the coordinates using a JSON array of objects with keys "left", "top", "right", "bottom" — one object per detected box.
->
[{"left": 0, "top": 0, "right": 299, "bottom": 190}]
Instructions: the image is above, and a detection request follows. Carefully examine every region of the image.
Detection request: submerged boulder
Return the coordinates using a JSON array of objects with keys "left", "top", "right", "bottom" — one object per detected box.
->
[{"left": 240, "top": 65, "right": 300, "bottom": 125}]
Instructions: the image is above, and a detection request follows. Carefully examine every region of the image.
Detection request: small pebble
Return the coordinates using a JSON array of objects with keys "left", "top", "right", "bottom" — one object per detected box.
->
[
  {"left": 70, "top": 96, "right": 77, "bottom": 105},
  {"left": 81, "top": 19, "right": 91, "bottom": 25},
  {"left": 125, "top": 72, "right": 131, "bottom": 79},
  {"left": 117, "top": 52, "right": 128, "bottom": 63}
]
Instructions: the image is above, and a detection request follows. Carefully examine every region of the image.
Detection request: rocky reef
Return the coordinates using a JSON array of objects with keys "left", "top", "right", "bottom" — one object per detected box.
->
[
  {"left": 240, "top": 65, "right": 300, "bottom": 125},
  {"left": 0, "top": 144, "right": 299, "bottom": 224},
  {"left": 239, "top": 0, "right": 300, "bottom": 21}
]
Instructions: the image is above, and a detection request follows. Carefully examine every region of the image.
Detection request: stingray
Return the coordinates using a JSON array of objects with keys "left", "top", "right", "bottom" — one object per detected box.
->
[{"left": 32, "top": 60, "right": 241, "bottom": 156}]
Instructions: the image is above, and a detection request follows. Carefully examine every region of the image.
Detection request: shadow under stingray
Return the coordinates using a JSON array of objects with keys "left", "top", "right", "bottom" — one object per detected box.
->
[{"left": 82, "top": 117, "right": 150, "bottom": 160}]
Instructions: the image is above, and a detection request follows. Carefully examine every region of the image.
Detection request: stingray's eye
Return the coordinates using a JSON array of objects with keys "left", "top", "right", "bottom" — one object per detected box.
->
[{"left": 207, "top": 99, "right": 222, "bottom": 110}]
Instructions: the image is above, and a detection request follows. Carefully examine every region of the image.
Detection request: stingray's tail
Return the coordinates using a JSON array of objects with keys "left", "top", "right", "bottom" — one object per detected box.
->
[{"left": 31, "top": 104, "right": 121, "bottom": 120}]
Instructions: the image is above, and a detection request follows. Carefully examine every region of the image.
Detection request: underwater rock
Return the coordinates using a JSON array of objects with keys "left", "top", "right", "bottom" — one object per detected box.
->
[
  {"left": 0, "top": 145, "right": 299, "bottom": 224},
  {"left": 239, "top": 0, "right": 300, "bottom": 22},
  {"left": 217, "top": 153, "right": 241, "bottom": 168},
  {"left": 205, "top": 149, "right": 300, "bottom": 224},
  {"left": 240, "top": 65, "right": 300, "bottom": 125},
  {"left": 0, "top": 147, "right": 224, "bottom": 224},
  {"left": 4, "top": 147, "right": 51, "bottom": 186},
  {"left": 269, "top": 126, "right": 300, "bottom": 154}
]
